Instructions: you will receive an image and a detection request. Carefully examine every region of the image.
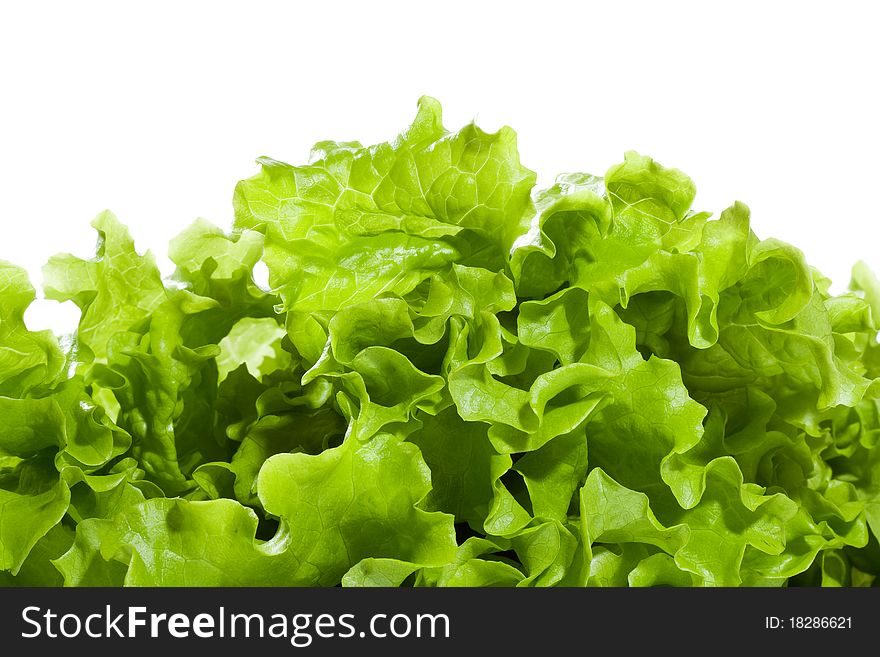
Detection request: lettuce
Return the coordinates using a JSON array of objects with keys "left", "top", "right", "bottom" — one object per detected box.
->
[{"left": 2, "top": 97, "right": 879, "bottom": 587}]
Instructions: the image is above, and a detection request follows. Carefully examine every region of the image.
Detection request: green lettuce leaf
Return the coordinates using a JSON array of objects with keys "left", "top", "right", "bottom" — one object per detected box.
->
[{"left": 3, "top": 98, "right": 880, "bottom": 587}]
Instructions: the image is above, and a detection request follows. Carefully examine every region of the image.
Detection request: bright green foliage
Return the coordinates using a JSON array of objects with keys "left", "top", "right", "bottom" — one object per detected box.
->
[{"left": 2, "top": 98, "right": 880, "bottom": 587}]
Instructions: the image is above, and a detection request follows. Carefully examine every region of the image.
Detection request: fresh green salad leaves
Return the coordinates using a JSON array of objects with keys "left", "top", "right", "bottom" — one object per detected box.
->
[{"left": 2, "top": 98, "right": 880, "bottom": 587}]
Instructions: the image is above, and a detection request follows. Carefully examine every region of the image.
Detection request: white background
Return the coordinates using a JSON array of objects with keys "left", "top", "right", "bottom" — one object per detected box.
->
[{"left": 1, "top": 0, "right": 878, "bottom": 333}]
